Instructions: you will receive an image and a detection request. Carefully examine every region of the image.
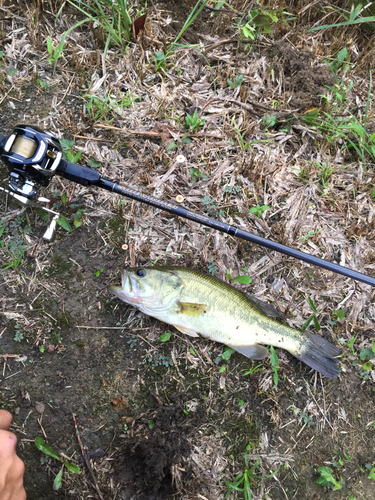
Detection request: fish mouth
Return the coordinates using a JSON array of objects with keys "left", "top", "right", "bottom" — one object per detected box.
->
[{"left": 108, "top": 269, "right": 143, "bottom": 304}]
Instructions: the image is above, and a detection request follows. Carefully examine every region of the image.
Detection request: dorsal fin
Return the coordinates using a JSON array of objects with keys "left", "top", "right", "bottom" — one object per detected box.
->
[{"left": 245, "top": 294, "right": 284, "bottom": 319}]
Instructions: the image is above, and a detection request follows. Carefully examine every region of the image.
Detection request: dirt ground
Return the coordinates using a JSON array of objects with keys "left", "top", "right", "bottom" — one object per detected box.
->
[{"left": 1, "top": 1, "right": 375, "bottom": 499}]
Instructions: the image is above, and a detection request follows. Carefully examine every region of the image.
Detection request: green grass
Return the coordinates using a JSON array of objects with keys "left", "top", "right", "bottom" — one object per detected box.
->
[
  {"left": 308, "top": 3, "right": 375, "bottom": 32},
  {"left": 308, "top": 73, "right": 375, "bottom": 168},
  {"left": 224, "top": 453, "right": 280, "bottom": 499},
  {"left": 248, "top": 204, "right": 270, "bottom": 218},
  {"left": 153, "top": 0, "right": 209, "bottom": 71},
  {"left": 85, "top": 89, "right": 140, "bottom": 121},
  {"left": 35, "top": 437, "right": 80, "bottom": 490},
  {"left": 68, "top": 0, "right": 132, "bottom": 53},
  {"left": 229, "top": 117, "right": 275, "bottom": 151},
  {"left": 185, "top": 108, "right": 206, "bottom": 132}
]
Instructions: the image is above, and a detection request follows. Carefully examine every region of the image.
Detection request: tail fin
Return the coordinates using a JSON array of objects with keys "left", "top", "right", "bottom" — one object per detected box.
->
[{"left": 294, "top": 333, "right": 341, "bottom": 379}]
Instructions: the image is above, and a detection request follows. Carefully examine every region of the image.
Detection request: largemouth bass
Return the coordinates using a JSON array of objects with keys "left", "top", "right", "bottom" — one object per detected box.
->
[{"left": 108, "top": 266, "right": 341, "bottom": 378}]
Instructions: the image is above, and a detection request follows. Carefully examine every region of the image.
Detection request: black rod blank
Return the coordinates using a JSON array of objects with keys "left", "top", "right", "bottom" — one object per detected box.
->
[
  {"left": 2, "top": 134, "right": 374, "bottom": 286},
  {"left": 90, "top": 176, "right": 375, "bottom": 287}
]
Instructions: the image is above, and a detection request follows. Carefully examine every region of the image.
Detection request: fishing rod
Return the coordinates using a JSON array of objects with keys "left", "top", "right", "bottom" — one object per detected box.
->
[{"left": 0, "top": 124, "right": 374, "bottom": 287}]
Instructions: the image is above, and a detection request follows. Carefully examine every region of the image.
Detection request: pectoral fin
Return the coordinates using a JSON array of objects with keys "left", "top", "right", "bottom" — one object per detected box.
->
[
  {"left": 177, "top": 302, "right": 209, "bottom": 317},
  {"left": 228, "top": 343, "right": 270, "bottom": 360},
  {"left": 173, "top": 324, "right": 200, "bottom": 338},
  {"left": 245, "top": 294, "right": 284, "bottom": 319}
]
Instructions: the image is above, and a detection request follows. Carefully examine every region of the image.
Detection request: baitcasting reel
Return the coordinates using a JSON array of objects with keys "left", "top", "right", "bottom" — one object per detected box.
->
[
  {"left": 0, "top": 124, "right": 374, "bottom": 287},
  {"left": 0, "top": 125, "right": 63, "bottom": 241}
]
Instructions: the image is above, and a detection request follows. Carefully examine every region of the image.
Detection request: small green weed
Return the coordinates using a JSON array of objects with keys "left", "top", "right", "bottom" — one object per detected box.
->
[
  {"left": 46, "top": 17, "right": 88, "bottom": 72},
  {"left": 153, "top": 50, "right": 167, "bottom": 68},
  {"left": 0, "top": 243, "right": 28, "bottom": 271},
  {"left": 300, "top": 411, "right": 315, "bottom": 428},
  {"left": 261, "top": 114, "right": 277, "bottom": 129},
  {"left": 338, "top": 331, "right": 357, "bottom": 356},
  {"left": 316, "top": 466, "right": 342, "bottom": 490},
  {"left": 0, "top": 216, "right": 31, "bottom": 272},
  {"left": 202, "top": 195, "right": 225, "bottom": 219},
  {"left": 224, "top": 185, "right": 242, "bottom": 195},
  {"left": 60, "top": 139, "right": 82, "bottom": 163},
  {"left": 207, "top": 258, "right": 218, "bottom": 276},
  {"left": 56, "top": 216, "right": 72, "bottom": 232},
  {"left": 94, "top": 268, "right": 104, "bottom": 277},
  {"left": 241, "top": 363, "right": 264, "bottom": 379},
  {"left": 296, "top": 229, "right": 324, "bottom": 242},
  {"left": 127, "top": 335, "right": 138, "bottom": 349},
  {"left": 85, "top": 89, "right": 139, "bottom": 121},
  {"left": 226, "top": 269, "right": 252, "bottom": 284},
  {"left": 214, "top": 347, "right": 236, "bottom": 372},
  {"left": 227, "top": 74, "right": 243, "bottom": 89},
  {"left": 316, "top": 160, "right": 334, "bottom": 190},
  {"left": 239, "top": 7, "right": 295, "bottom": 41},
  {"left": 366, "top": 463, "right": 375, "bottom": 479},
  {"left": 73, "top": 209, "right": 86, "bottom": 228},
  {"left": 158, "top": 332, "right": 171, "bottom": 342},
  {"left": 328, "top": 308, "right": 346, "bottom": 326},
  {"left": 301, "top": 296, "right": 321, "bottom": 332},
  {"left": 143, "top": 352, "right": 174, "bottom": 369},
  {"left": 47, "top": 35, "right": 65, "bottom": 72},
  {"left": 54, "top": 195, "right": 86, "bottom": 232},
  {"left": 0, "top": 51, "right": 17, "bottom": 75},
  {"left": 333, "top": 450, "right": 351, "bottom": 467},
  {"left": 327, "top": 47, "right": 352, "bottom": 74},
  {"left": 224, "top": 452, "right": 280, "bottom": 499},
  {"left": 270, "top": 347, "right": 280, "bottom": 388},
  {"left": 240, "top": 8, "right": 278, "bottom": 41},
  {"left": 37, "top": 77, "right": 51, "bottom": 92},
  {"left": 14, "top": 324, "right": 24, "bottom": 343},
  {"left": 249, "top": 204, "right": 270, "bottom": 218},
  {"left": 35, "top": 437, "right": 79, "bottom": 490},
  {"left": 349, "top": 342, "right": 374, "bottom": 381},
  {"left": 229, "top": 118, "right": 274, "bottom": 151},
  {"left": 190, "top": 167, "right": 207, "bottom": 183},
  {"left": 51, "top": 331, "right": 62, "bottom": 344},
  {"left": 185, "top": 108, "right": 206, "bottom": 132},
  {"left": 359, "top": 344, "right": 375, "bottom": 371}
]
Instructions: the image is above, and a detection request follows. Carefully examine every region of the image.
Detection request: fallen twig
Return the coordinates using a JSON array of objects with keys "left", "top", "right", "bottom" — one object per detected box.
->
[
  {"left": 72, "top": 413, "right": 105, "bottom": 500},
  {"left": 95, "top": 123, "right": 224, "bottom": 139}
]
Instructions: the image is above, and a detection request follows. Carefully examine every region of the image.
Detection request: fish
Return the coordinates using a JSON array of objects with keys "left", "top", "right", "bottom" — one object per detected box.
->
[{"left": 108, "top": 266, "right": 341, "bottom": 378}]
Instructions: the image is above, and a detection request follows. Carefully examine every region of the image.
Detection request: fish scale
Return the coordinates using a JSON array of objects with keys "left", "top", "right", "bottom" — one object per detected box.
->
[
  {"left": 108, "top": 266, "right": 341, "bottom": 378},
  {"left": 161, "top": 269, "right": 307, "bottom": 354}
]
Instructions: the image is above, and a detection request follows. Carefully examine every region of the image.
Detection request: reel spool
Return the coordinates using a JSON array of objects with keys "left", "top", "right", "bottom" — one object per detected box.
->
[
  {"left": 0, "top": 125, "right": 63, "bottom": 200},
  {"left": 0, "top": 125, "right": 63, "bottom": 242}
]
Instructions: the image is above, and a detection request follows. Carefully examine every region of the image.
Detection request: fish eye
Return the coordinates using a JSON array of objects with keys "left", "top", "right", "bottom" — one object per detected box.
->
[{"left": 136, "top": 269, "right": 146, "bottom": 277}]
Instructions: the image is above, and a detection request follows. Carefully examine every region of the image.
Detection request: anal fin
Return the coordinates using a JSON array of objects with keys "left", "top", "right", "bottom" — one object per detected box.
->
[
  {"left": 173, "top": 324, "right": 200, "bottom": 338},
  {"left": 228, "top": 343, "right": 269, "bottom": 360}
]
